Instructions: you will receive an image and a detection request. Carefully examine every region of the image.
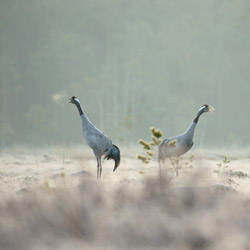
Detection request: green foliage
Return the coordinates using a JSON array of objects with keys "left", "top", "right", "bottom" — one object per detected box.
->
[
  {"left": 214, "top": 156, "right": 231, "bottom": 175},
  {"left": 223, "top": 156, "right": 231, "bottom": 164},
  {"left": 185, "top": 154, "right": 195, "bottom": 169},
  {"left": 169, "top": 154, "right": 194, "bottom": 176},
  {"left": 136, "top": 155, "right": 150, "bottom": 164},
  {"left": 150, "top": 127, "right": 162, "bottom": 146},
  {"left": 168, "top": 139, "right": 177, "bottom": 148},
  {"left": 150, "top": 127, "right": 163, "bottom": 138},
  {"left": 138, "top": 139, "right": 151, "bottom": 150},
  {"left": 137, "top": 126, "right": 163, "bottom": 164},
  {"left": 214, "top": 156, "right": 248, "bottom": 179},
  {"left": 146, "top": 151, "right": 153, "bottom": 156},
  {"left": 229, "top": 170, "right": 248, "bottom": 178}
]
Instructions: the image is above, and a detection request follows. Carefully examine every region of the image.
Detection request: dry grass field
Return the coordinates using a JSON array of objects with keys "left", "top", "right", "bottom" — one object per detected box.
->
[{"left": 0, "top": 145, "right": 250, "bottom": 250}]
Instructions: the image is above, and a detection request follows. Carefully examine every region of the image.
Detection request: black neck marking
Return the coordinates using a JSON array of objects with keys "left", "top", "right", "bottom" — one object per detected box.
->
[
  {"left": 193, "top": 109, "right": 204, "bottom": 124},
  {"left": 193, "top": 114, "right": 200, "bottom": 124},
  {"left": 75, "top": 101, "right": 83, "bottom": 116}
]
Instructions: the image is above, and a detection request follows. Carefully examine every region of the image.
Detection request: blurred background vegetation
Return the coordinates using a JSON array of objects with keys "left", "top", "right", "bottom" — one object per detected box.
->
[{"left": 0, "top": 0, "right": 249, "bottom": 148}]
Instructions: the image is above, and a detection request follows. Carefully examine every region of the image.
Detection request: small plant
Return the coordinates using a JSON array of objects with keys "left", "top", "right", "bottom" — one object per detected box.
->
[
  {"left": 137, "top": 154, "right": 150, "bottom": 164},
  {"left": 150, "top": 127, "right": 163, "bottom": 141},
  {"left": 43, "top": 179, "right": 52, "bottom": 191},
  {"left": 229, "top": 170, "right": 248, "bottom": 178},
  {"left": 168, "top": 139, "right": 177, "bottom": 148},
  {"left": 137, "top": 127, "right": 163, "bottom": 163},
  {"left": 214, "top": 156, "right": 249, "bottom": 183},
  {"left": 170, "top": 153, "right": 194, "bottom": 175},
  {"left": 184, "top": 154, "right": 195, "bottom": 169},
  {"left": 138, "top": 139, "right": 151, "bottom": 150},
  {"left": 169, "top": 157, "right": 181, "bottom": 176},
  {"left": 214, "top": 156, "right": 231, "bottom": 175},
  {"left": 55, "top": 144, "right": 71, "bottom": 164},
  {"left": 169, "top": 154, "right": 194, "bottom": 176}
]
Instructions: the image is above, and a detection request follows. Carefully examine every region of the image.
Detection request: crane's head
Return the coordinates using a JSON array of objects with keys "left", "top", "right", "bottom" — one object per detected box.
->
[
  {"left": 198, "top": 104, "right": 214, "bottom": 113},
  {"left": 68, "top": 96, "right": 80, "bottom": 105}
]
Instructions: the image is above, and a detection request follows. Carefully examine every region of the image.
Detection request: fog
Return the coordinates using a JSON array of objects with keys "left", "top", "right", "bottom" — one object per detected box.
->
[
  {"left": 1, "top": 0, "right": 250, "bottom": 148},
  {"left": 1, "top": 2, "right": 250, "bottom": 249}
]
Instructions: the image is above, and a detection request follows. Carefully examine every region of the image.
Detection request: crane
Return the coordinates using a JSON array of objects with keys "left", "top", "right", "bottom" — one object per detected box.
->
[
  {"left": 158, "top": 104, "right": 214, "bottom": 175},
  {"left": 68, "top": 96, "right": 120, "bottom": 178}
]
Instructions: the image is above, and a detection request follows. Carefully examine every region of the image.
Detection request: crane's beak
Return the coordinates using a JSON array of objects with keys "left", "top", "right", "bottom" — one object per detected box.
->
[{"left": 67, "top": 98, "right": 72, "bottom": 104}]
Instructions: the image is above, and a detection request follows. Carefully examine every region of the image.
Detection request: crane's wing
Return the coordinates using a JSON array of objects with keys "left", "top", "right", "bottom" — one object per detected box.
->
[
  {"left": 158, "top": 136, "right": 178, "bottom": 161},
  {"left": 84, "top": 128, "right": 112, "bottom": 154}
]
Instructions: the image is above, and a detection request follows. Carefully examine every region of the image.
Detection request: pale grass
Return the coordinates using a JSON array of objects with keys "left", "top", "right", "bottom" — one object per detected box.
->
[{"left": 0, "top": 146, "right": 250, "bottom": 250}]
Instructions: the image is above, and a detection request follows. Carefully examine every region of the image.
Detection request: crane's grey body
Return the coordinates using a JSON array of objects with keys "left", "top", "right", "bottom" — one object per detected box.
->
[
  {"left": 159, "top": 122, "right": 196, "bottom": 159},
  {"left": 81, "top": 113, "right": 112, "bottom": 156},
  {"left": 69, "top": 96, "right": 120, "bottom": 178},
  {"left": 158, "top": 105, "right": 212, "bottom": 174}
]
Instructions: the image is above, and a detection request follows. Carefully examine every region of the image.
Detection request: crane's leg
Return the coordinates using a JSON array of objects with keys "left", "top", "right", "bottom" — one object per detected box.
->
[
  {"left": 159, "top": 159, "right": 166, "bottom": 174},
  {"left": 175, "top": 158, "right": 180, "bottom": 176},
  {"left": 170, "top": 157, "right": 175, "bottom": 173},
  {"left": 99, "top": 159, "right": 102, "bottom": 178},
  {"left": 96, "top": 157, "right": 103, "bottom": 178},
  {"left": 96, "top": 156, "right": 102, "bottom": 178},
  {"left": 158, "top": 160, "right": 162, "bottom": 173},
  {"left": 95, "top": 153, "right": 102, "bottom": 179},
  {"left": 96, "top": 158, "right": 100, "bottom": 178},
  {"left": 158, "top": 159, "right": 164, "bottom": 187}
]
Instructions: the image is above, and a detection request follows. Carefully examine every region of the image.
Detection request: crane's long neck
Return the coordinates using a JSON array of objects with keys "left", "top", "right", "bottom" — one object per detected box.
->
[
  {"left": 184, "top": 109, "right": 205, "bottom": 141},
  {"left": 193, "top": 110, "right": 203, "bottom": 124},
  {"left": 74, "top": 101, "right": 94, "bottom": 132},
  {"left": 75, "top": 101, "right": 83, "bottom": 116},
  {"left": 184, "top": 122, "right": 197, "bottom": 142}
]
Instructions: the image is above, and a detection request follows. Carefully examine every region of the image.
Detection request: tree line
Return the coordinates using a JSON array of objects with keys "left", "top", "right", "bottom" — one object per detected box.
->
[{"left": 0, "top": 0, "right": 249, "bottom": 148}]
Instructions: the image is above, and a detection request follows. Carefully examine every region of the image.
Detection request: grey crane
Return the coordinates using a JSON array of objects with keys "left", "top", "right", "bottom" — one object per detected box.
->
[
  {"left": 158, "top": 104, "right": 213, "bottom": 175},
  {"left": 68, "top": 96, "right": 120, "bottom": 178}
]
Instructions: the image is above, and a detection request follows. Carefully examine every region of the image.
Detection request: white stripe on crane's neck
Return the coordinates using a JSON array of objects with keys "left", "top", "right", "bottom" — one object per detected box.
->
[
  {"left": 198, "top": 106, "right": 205, "bottom": 112},
  {"left": 74, "top": 98, "right": 84, "bottom": 116},
  {"left": 75, "top": 98, "right": 80, "bottom": 103}
]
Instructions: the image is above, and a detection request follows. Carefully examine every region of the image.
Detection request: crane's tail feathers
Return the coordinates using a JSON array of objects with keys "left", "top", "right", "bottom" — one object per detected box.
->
[{"left": 104, "top": 144, "right": 120, "bottom": 172}]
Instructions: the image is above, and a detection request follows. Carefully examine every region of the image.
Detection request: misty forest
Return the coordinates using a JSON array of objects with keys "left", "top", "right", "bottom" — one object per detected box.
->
[
  {"left": 1, "top": 0, "right": 250, "bottom": 148},
  {"left": 1, "top": 1, "right": 250, "bottom": 250}
]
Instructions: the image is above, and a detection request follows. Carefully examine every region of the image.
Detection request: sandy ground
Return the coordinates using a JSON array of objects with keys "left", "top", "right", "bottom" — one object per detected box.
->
[{"left": 0, "top": 146, "right": 250, "bottom": 250}]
